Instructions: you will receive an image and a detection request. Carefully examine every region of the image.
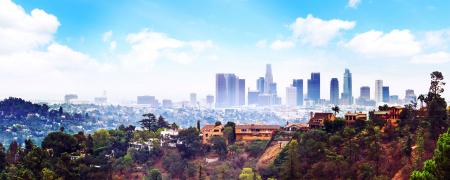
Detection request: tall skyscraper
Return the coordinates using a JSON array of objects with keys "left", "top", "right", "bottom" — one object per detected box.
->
[
  {"left": 264, "top": 64, "right": 273, "bottom": 94},
  {"left": 248, "top": 90, "right": 259, "bottom": 105},
  {"left": 342, "top": 69, "right": 353, "bottom": 105},
  {"left": 382, "top": 86, "right": 390, "bottom": 103},
  {"left": 375, "top": 80, "right": 383, "bottom": 103},
  {"left": 190, "top": 93, "right": 197, "bottom": 106},
  {"left": 330, "top": 78, "right": 339, "bottom": 105},
  {"left": 286, "top": 86, "right": 297, "bottom": 106},
  {"left": 307, "top": 72, "right": 320, "bottom": 102},
  {"left": 206, "top": 95, "right": 214, "bottom": 106},
  {"left": 360, "top": 86, "right": 370, "bottom": 100},
  {"left": 239, "top": 79, "right": 245, "bottom": 106},
  {"left": 257, "top": 77, "right": 265, "bottom": 93},
  {"left": 292, "top": 79, "right": 304, "bottom": 106},
  {"left": 405, "top": 89, "right": 416, "bottom": 104},
  {"left": 216, "top": 73, "right": 240, "bottom": 108}
]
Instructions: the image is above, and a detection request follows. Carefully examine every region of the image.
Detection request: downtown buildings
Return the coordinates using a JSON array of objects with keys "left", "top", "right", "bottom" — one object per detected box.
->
[
  {"left": 330, "top": 78, "right": 339, "bottom": 105},
  {"left": 215, "top": 73, "right": 245, "bottom": 108}
]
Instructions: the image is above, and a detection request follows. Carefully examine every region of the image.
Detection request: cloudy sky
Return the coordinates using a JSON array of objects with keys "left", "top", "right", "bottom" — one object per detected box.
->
[{"left": 1, "top": 0, "right": 450, "bottom": 103}]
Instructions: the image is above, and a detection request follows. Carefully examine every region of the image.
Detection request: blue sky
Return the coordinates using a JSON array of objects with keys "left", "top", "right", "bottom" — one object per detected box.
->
[{"left": 1, "top": 0, "right": 450, "bottom": 103}]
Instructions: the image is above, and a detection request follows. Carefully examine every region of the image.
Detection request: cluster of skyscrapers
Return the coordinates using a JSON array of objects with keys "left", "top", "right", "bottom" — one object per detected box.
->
[{"left": 215, "top": 64, "right": 418, "bottom": 108}]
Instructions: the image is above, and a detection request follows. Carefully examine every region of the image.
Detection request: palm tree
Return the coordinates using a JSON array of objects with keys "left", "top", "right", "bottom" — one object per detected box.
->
[
  {"left": 331, "top": 105, "right": 340, "bottom": 115},
  {"left": 417, "top": 94, "right": 425, "bottom": 108}
]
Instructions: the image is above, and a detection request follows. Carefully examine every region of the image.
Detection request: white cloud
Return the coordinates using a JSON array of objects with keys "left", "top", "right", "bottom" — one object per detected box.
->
[
  {"left": 410, "top": 51, "right": 450, "bottom": 64},
  {"left": 123, "top": 29, "right": 214, "bottom": 64},
  {"left": 345, "top": 29, "right": 422, "bottom": 57},
  {"left": 102, "top": 30, "right": 113, "bottom": 42},
  {"left": 423, "top": 29, "right": 450, "bottom": 50},
  {"left": 0, "top": 0, "right": 60, "bottom": 53},
  {"left": 270, "top": 40, "right": 295, "bottom": 50},
  {"left": 109, "top": 41, "right": 117, "bottom": 51},
  {"left": 348, "top": 0, "right": 361, "bottom": 8},
  {"left": 290, "top": 14, "right": 355, "bottom": 47}
]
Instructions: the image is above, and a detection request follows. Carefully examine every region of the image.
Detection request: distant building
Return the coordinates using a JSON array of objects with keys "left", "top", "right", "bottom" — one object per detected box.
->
[
  {"left": 257, "top": 77, "right": 265, "bottom": 93},
  {"left": 307, "top": 73, "right": 320, "bottom": 103},
  {"left": 390, "top": 95, "right": 399, "bottom": 104},
  {"left": 405, "top": 89, "right": 417, "bottom": 104},
  {"left": 216, "top": 73, "right": 242, "bottom": 108},
  {"left": 370, "top": 106, "right": 403, "bottom": 127},
  {"left": 375, "top": 80, "right": 383, "bottom": 103},
  {"left": 330, "top": 78, "right": 339, "bottom": 105},
  {"left": 284, "top": 123, "right": 309, "bottom": 133},
  {"left": 94, "top": 97, "right": 107, "bottom": 104},
  {"left": 206, "top": 95, "right": 214, "bottom": 106},
  {"left": 382, "top": 86, "right": 390, "bottom": 103},
  {"left": 285, "top": 86, "right": 297, "bottom": 106},
  {"left": 360, "top": 86, "right": 370, "bottom": 100},
  {"left": 64, "top": 94, "right": 78, "bottom": 104},
  {"left": 257, "top": 94, "right": 271, "bottom": 106},
  {"left": 264, "top": 64, "right": 273, "bottom": 94},
  {"left": 248, "top": 90, "right": 259, "bottom": 105},
  {"left": 341, "top": 69, "right": 353, "bottom": 105},
  {"left": 239, "top": 79, "right": 246, "bottom": 106},
  {"left": 292, "top": 79, "right": 304, "bottom": 106},
  {"left": 162, "top": 99, "right": 173, "bottom": 108},
  {"left": 190, "top": 93, "right": 197, "bottom": 106},
  {"left": 137, "top": 96, "right": 156, "bottom": 106}
]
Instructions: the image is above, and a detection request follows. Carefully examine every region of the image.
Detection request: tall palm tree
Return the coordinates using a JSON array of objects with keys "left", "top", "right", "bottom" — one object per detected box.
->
[
  {"left": 331, "top": 105, "right": 340, "bottom": 115},
  {"left": 417, "top": 94, "right": 425, "bottom": 108}
]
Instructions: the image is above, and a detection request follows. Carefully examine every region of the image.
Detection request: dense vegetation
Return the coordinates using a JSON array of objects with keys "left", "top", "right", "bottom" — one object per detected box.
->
[{"left": 0, "top": 71, "right": 449, "bottom": 179}]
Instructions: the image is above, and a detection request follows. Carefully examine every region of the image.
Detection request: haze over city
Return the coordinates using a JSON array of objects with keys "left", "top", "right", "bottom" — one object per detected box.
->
[{"left": 1, "top": 0, "right": 450, "bottom": 103}]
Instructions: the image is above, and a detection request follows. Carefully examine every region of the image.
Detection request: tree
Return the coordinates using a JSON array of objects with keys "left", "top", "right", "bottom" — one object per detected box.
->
[
  {"left": 280, "top": 140, "right": 301, "bottom": 180},
  {"left": 157, "top": 115, "right": 169, "bottom": 129},
  {"left": 42, "top": 132, "right": 78, "bottom": 157},
  {"left": 425, "top": 71, "right": 448, "bottom": 138},
  {"left": 140, "top": 113, "right": 159, "bottom": 131},
  {"left": 162, "top": 151, "right": 186, "bottom": 178},
  {"left": 418, "top": 94, "right": 426, "bottom": 108},
  {"left": 239, "top": 168, "right": 262, "bottom": 180},
  {"left": 215, "top": 121, "right": 222, "bottom": 126},
  {"left": 0, "top": 143, "right": 5, "bottom": 172},
  {"left": 197, "top": 120, "right": 201, "bottom": 130},
  {"left": 92, "top": 129, "right": 111, "bottom": 151},
  {"left": 24, "top": 139, "right": 34, "bottom": 154},
  {"left": 224, "top": 122, "right": 236, "bottom": 143},
  {"left": 42, "top": 168, "right": 61, "bottom": 180},
  {"left": 331, "top": 105, "right": 340, "bottom": 115},
  {"left": 411, "top": 130, "right": 450, "bottom": 179},
  {"left": 211, "top": 136, "right": 227, "bottom": 160},
  {"left": 177, "top": 127, "right": 202, "bottom": 158},
  {"left": 171, "top": 122, "right": 179, "bottom": 130},
  {"left": 6, "top": 140, "right": 19, "bottom": 164},
  {"left": 145, "top": 168, "right": 162, "bottom": 180}
]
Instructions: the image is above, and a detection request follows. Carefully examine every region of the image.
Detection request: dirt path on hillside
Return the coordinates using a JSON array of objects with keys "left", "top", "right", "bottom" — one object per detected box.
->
[{"left": 256, "top": 141, "right": 289, "bottom": 170}]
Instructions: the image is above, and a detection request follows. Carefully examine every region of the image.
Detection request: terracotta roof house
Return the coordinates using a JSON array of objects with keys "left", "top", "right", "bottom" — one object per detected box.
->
[
  {"left": 201, "top": 124, "right": 224, "bottom": 144},
  {"left": 235, "top": 124, "right": 280, "bottom": 141},
  {"left": 308, "top": 112, "right": 336, "bottom": 129}
]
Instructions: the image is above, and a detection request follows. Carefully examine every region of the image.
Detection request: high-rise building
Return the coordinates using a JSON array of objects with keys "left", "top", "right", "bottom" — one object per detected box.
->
[
  {"left": 307, "top": 72, "right": 321, "bottom": 102},
  {"left": 286, "top": 86, "right": 297, "bottom": 106},
  {"left": 292, "top": 79, "right": 304, "bottom": 106},
  {"left": 390, "top": 95, "right": 399, "bottom": 104},
  {"left": 248, "top": 90, "right": 259, "bottom": 105},
  {"left": 190, "top": 93, "right": 197, "bottom": 106},
  {"left": 382, "top": 86, "right": 390, "bottom": 103},
  {"left": 206, "top": 95, "right": 214, "bottom": 106},
  {"left": 360, "top": 86, "right": 370, "bottom": 100},
  {"left": 216, "top": 73, "right": 240, "bottom": 108},
  {"left": 264, "top": 64, "right": 273, "bottom": 94},
  {"left": 162, "top": 99, "right": 173, "bottom": 108},
  {"left": 137, "top": 96, "right": 156, "bottom": 106},
  {"left": 257, "top": 77, "right": 265, "bottom": 93},
  {"left": 330, "top": 78, "right": 339, "bottom": 105},
  {"left": 341, "top": 69, "right": 353, "bottom": 105},
  {"left": 270, "top": 83, "right": 277, "bottom": 95},
  {"left": 405, "top": 89, "right": 417, "bottom": 104},
  {"left": 239, "top": 79, "right": 246, "bottom": 106},
  {"left": 375, "top": 80, "right": 383, "bottom": 103},
  {"left": 64, "top": 94, "right": 78, "bottom": 104}
]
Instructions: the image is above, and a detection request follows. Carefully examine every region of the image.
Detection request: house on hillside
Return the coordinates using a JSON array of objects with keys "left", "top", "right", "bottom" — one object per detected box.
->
[
  {"left": 370, "top": 106, "right": 403, "bottom": 126},
  {"left": 235, "top": 124, "right": 280, "bottom": 141},
  {"left": 160, "top": 128, "right": 179, "bottom": 147},
  {"left": 308, "top": 112, "right": 336, "bottom": 129},
  {"left": 344, "top": 112, "right": 367, "bottom": 126},
  {"left": 284, "top": 122, "right": 309, "bottom": 133},
  {"left": 201, "top": 124, "right": 224, "bottom": 144}
]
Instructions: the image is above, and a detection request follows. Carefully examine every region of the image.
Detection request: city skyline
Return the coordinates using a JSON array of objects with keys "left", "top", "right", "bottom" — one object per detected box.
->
[{"left": 0, "top": 0, "right": 449, "bottom": 103}]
